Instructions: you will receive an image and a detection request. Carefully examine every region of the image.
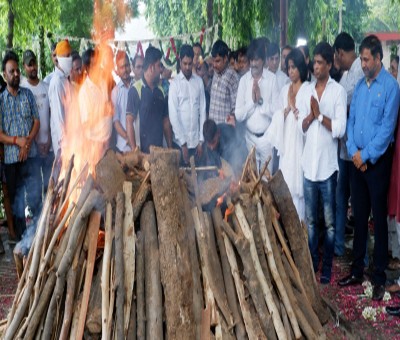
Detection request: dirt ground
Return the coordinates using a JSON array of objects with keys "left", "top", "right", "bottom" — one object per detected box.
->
[{"left": 2, "top": 224, "right": 400, "bottom": 339}]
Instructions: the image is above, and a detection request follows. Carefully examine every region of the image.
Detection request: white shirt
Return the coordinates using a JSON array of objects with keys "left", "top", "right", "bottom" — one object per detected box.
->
[
  {"left": 43, "top": 69, "right": 55, "bottom": 85},
  {"left": 339, "top": 57, "right": 364, "bottom": 160},
  {"left": 48, "top": 68, "right": 72, "bottom": 156},
  {"left": 79, "top": 76, "right": 113, "bottom": 142},
  {"left": 235, "top": 69, "right": 280, "bottom": 134},
  {"left": 275, "top": 69, "right": 290, "bottom": 93},
  {"left": 297, "top": 77, "right": 347, "bottom": 181},
  {"left": 168, "top": 72, "right": 206, "bottom": 148},
  {"left": 20, "top": 77, "right": 51, "bottom": 145},
  {"left": 111, "top": 79, "right": 139, "bottom": 152}
]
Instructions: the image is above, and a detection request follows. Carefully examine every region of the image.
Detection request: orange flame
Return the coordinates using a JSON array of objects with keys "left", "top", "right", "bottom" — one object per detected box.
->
[
  {"left": 216, "top": 193, "right": 227, "bottom": 207},
  {"left": 224, "top": 205, "right": 235, "bottom": 222}
]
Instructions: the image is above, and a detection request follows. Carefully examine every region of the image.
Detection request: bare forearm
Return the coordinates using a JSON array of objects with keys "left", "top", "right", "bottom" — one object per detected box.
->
[
  {"left": 302, "top": 113, "right": 315, "bottom": 132},
  {"left": 126, "top": 116, "right": 136, "bottom": 149},
  {"left": 114, "top": 121, "right": 128, "bottom": 140},
  {"left": 163, "top": 117, "right": 173, "bottom": 148}
]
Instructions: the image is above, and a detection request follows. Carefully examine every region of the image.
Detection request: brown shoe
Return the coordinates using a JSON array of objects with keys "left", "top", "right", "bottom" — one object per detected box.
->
[{"left": 386, "top": 283, "right": 400, "bottom": 293}]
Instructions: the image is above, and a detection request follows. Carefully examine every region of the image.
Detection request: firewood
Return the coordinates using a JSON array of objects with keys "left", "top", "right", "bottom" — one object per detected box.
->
[
  {"left": 190, "top": 156, "right": 233, "bottom": 327},
  {"left": 221, "top": 219, "right": 275, "bottom": 340},
  {"left": 240, "top": 146, "right": 258, "bottom": 183},
  {"left": 201, "top": 305, "right": 211, "bottom": 340},
  {"left": 211, "top": 207, "right": 246, "bottom": 340},
  {"left": 222, "top": 230, "right": 257, "bottom": 339},
  {"left": 43, "top": 190, "right": 104, "bottom": 339},
  {"left": 106, "top": 257, "right": 116, "bottom": 340},
  {"left": 114, "top": 192, "right": 125, "bottom": 340},
  {"left": 126, "top": 294, "right": 136, "bottom": 340},
  {"left": 123, "top": 182, "right": 136, "bottom": 337},
  {"left": 102, "top": 203, "right": 113, "bottom": 339},
  {"left": 261, "top": 204, "right": 321, "bottom": 339},
  {"left": 69, "top": 293, "right": 83, "bottom": 340},
  {"left": 257, "top": 202, "right": 301, "bottom": 339},
  {"left": 57, "top": 155, "right": 75, "bottom": 217},
  {"left": 150, "top": 147, "right": 195, "bottom": 339},
  {"left": 136, "top": 231, "right": 145, "bottom": 340},
  {"left": 59, "top": 226, "right": 87, "bottom": 340},
  {"left": 13, "top": 252, "right": 23, "bottom": 279},
  {"left": 4, "top": 181, "right": 55, "bottom": 340},
  {"left": 280, "top": 301, "right": 294, "bottom": 340},
  {"left": 86, "top": 259, "right": 103, "bottom": 335},
  {"left": 234, "top": 203, "right": 287, "bottom": 339},
  {"left": 267, "top": 171, "right": 329, "bottom": 323},
  {"left": 248, "top": 300, "right": 268, "bottom": 340},
  {"left": 180, "top": 179, "right": 203, "bottom": 340},
  {"left": 142, "top": 201, "right": 163, "bottom": 340},
  {"left": 131, "top": 172, "right": 150, "bottom": 222}
]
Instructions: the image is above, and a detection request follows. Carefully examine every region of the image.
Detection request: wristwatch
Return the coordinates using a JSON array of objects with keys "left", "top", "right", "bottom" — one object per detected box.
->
[
  {"left": 318, "top": 114, "right": 323, "bottom": 123},
  {"left": 258, "top": 97, "right": 263, "bottom": 106}
]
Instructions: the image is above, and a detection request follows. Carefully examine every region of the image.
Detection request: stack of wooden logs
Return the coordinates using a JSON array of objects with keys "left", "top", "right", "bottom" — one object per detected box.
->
[{"left": 2, "top": 146, "right": 329, "bottom": 339}]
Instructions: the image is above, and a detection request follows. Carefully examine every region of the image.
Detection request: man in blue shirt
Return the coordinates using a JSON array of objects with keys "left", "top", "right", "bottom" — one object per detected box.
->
[
  {"left": 0, "top": 51, "right": 40, "bottom": 240},
  {"left": 339, "top": 35, "right": 400, "bottom": 301}
]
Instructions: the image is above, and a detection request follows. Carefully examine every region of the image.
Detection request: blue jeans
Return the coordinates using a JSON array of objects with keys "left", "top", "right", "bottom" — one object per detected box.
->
[
  {"left": 335, "top": 158, "right": 351, "bottom": 255},
  {"left": 304, "top": 172, "right": 337, "bottom": 279}
]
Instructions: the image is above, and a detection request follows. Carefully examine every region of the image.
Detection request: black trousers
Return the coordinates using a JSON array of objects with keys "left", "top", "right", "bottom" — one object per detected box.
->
[
  {"left": 350, "top": 146, "right": 394, "bottom": 285},
  {"left": 4, "top": 158, "right": 41, "bottom": 240}
]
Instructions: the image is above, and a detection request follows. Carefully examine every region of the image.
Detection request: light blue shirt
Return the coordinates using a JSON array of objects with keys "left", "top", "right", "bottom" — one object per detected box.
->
[{"left": 347, "top": 67, "right": 400, "bottom": 164}]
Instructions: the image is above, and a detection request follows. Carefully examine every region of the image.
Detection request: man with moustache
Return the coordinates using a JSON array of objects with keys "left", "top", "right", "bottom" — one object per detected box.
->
[
  {"left": 112, "top": 50, "right": 139, "bottom": 152},
  {"left": 126, "top": 46, "right": 173, "bottom": 153},
  {"left": 0, "top": 51, "right": 40, "bottom": 240},
  {"left": 235, "top": 38, "right": 279, "bottom": 172},
  {"left": 169, "top": 44, "right": 206, "bottom": 165},
  {"left": 298, "top": 42, "right": 347, "bottom": 284},
  {"left": 339, "top": 35, "right": 400, "bottom": 300},
  {"left": 21, "top": 50, "right": 53, "bottom": 197}
]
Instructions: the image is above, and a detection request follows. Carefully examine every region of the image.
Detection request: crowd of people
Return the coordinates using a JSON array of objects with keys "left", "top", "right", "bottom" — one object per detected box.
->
[{"left": 0, "top": 32, "right": 400, "bottom": 311}]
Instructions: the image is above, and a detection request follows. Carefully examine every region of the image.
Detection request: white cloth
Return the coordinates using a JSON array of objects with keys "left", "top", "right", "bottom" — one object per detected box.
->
[
  {"left": 111, "top": 79, "right": 139, "bottom": 152},
  {"left": 339, "top": 58, "right": 364, "bottom": 160},
  {"left": 43, "top": 69, "right": 55, "bottom": 85},
  {"left": 168, "top": 72, "right": 206, "bottom": 148},
  {"left": 48, "top": 68, "right": 72, "bottom": 156},
  {"left": 235, "top": 69, "right": 280, "bottom": 171},
  {"left": 388, "top": 217, "right": 400, "bottom": 259},
  {"left": 267, "top": 82, "right": 309, "bottom": 221},
  {"left": 275, "top": 69, "right": 290, "bottom": 93},
  {"left": 297, "top": 77, "right": 347, "bottom": 182},
  {"left": 20, "top": 77, "right": 51, "bottom": 146},
  {"left": 79, "top": 77, "right": 112, "bottom": 143}
]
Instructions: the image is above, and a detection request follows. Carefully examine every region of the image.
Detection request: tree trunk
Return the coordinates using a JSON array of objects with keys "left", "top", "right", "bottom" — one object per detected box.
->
[
  {"left": 150, "top": 147, "right": 195, "bottom": 339},
  {"left": 207, "top": 0, "right": 213, "bottom": 28}
]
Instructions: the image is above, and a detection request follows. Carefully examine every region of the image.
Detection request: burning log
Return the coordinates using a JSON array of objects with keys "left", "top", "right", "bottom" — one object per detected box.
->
[{"left": 136, "top": 230, "right": 145, "bottom": 340}]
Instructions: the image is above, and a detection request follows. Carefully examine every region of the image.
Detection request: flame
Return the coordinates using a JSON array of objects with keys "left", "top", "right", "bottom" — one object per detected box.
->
[{"left": 224, "top": 205, "right": 235, "bottom": 222}]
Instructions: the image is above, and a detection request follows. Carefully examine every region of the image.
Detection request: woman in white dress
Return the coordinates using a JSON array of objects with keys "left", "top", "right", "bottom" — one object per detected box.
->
[{"left": 267, "top": 48, "right": 309, "bottom": 221}]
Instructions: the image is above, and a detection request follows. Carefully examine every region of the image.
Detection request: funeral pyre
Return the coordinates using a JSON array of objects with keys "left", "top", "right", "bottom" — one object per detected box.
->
[{"left": 2, "top": 146, "right": 330, "bottom": 340}]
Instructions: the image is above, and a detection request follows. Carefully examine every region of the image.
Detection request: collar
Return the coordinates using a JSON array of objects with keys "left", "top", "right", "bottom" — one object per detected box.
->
[
  {"left": 4, "top": 86, "right": 21, "bottom": 97},
  {"left": 216, "top": 65, "right": 229, "bottom": 77},
  {"left": 118, "top": 77, "right": 133, "bottom": 88},
  {"left": 365, "top": 65, "right": 384, "bottom": 88},
  {"left": 178, "top": 71, "right": 194, "bottom": 81}
]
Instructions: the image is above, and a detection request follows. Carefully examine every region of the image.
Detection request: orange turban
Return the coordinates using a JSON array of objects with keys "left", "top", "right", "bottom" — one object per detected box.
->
[{"left": 55, "top": 39, "right": 72, "bottom": 56}]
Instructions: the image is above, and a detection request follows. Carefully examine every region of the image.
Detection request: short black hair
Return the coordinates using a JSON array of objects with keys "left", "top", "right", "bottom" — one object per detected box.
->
[
  {"left": 313, "top": 42, "right": 334, "bottom": 66},
  {"left": 2, "top": 50, "right": 19, "bottom": 72},
  {"left": 71, "top": 50, "right": 81, "bottom": 63},
  {"left": 285, "top": 48, "right": 308, "bottom": 82},
  {"left": 132, "top": 54, "right": 143, "bottom": 68},
  {"left": 211, "top": 40, "right": 229, "bottom": 58},
  {"left": 237, "top": 46, "right": 248, "bottom": 57},
  {"left": 229, "top": 50, "right": 238, "bottom": 61},
  {"left": 267, "top": 42, "right": 280, "bottom": 58},
  {"left": 333, "top": 32, "right": 355, "bottom": 53},
  {"left": 193, "top": 42, "right": 204, "bottom": 56},
  {"left": 359, "top": 35, "right": 383, "bottom": 61},
  {"left": 115, "top": 50, "right": 128, "bottom": 65},
  {"left": 82, "top": 48, "right": 95, "bottom": 68},
  {"left": 257, "top": 37, "right": 270, "bottom": 51},
  {"left": 203, "top": 119, "right": 218, "bottom": 143},
  {"left": 298, "top": 45, "right": 310, "bottom": 59},
  {"left": 247, "top": 39, "right": 266, "bottom": 62},
  {"left": 180, "top": 44, "right": 194, "bottom": 60},
  {"left": 143, "top": 46, "right": 162, "bottom": 71},
  {"left": 282, "top": 45, "right": 293, "bottom": 53}
]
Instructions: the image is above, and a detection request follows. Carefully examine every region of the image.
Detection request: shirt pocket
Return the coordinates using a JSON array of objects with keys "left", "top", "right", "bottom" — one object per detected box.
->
[{"left": 370, "top": 97, "right": 385, "bottom": 124}]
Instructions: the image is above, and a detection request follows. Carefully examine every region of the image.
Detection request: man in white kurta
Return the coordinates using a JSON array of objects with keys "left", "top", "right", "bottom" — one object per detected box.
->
[
  {"left": 235, "top": 38, "right": 279, "bottom": 172},
  {"left": 169, "top": 44, "right": 206, "bottom": 165}
]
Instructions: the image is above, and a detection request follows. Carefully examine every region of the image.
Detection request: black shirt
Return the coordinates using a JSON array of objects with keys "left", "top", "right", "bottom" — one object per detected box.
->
[{"left": 126, "top": 77, "right": 167, "bottom": 153}]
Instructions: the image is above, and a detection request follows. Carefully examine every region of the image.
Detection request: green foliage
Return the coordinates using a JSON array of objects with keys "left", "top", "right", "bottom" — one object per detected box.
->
[
  {"left": 60, "top": 0, "right": 93, "bottom": 39},
  {"left": 362, "top": 0, "right": 400, "bottom": 32}
]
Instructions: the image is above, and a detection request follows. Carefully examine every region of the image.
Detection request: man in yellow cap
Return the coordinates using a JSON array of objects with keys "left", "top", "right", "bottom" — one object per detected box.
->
[{"left": 48, "top": 39, "right": 73, "bottom": 157}]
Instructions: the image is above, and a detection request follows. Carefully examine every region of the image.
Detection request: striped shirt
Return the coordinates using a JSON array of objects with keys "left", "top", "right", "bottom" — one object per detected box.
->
[
  {"left": 209, "top": 67, "right": 239, "bottom": 124},
  {"left": 0, "top": 87, "right": 39, "bottom": 164}
]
